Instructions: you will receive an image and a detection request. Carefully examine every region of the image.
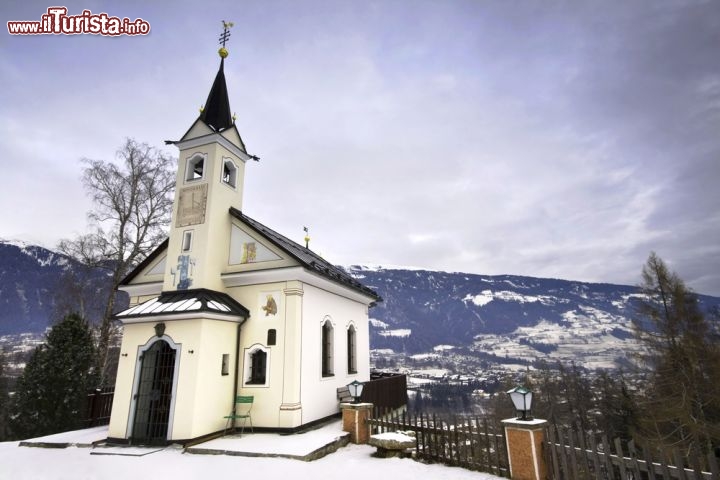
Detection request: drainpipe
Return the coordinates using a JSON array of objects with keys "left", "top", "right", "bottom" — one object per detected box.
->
[{"left": 231, "top": 319, "right": 244, "bottom": 431}]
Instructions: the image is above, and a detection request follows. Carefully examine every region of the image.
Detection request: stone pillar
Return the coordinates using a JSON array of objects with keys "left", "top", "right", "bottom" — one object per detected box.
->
[
  {"left": 502, "top": 418, "right": 548, "bottom": 480},
  {"left": 341, "top": 403, "right": 373, "bottom": 444}
]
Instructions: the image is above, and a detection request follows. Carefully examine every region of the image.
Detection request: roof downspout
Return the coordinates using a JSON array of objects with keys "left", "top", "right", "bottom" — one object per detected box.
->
[{"left": 231, "top": 319, "right": 244, "bottom": 431}]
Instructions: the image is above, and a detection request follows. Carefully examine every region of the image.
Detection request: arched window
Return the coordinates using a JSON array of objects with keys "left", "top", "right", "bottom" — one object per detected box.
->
[
  {"left": 222, "top": 158, "right": 237, "bottom": 188},
  {"left": 244, "top": 346, "right": 268, "bottom": 386},
  {"left": 185, "top": 154, "right": 205, "bottom": 181},
  {"left": 347, "top": 325, "right": 357, "bottom": 374},
  {"left": 321, "top": 320, "right": 334, "bottom": 377}
]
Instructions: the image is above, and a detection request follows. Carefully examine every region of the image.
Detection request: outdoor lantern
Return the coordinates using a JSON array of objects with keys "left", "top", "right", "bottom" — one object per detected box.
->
[
  {"left": 507, "top": 386, "right": 533, "bottom": 421},
  {"left": 347, "top": 380, "right": 364, "bottom": 404}
]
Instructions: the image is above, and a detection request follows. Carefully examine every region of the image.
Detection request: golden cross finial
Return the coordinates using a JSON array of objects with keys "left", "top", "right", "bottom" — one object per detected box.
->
[
  {"left": 218, "top": 21, "right": 234, "bottom": 58},
  {"left": 219, "top": 21, "right": 234, "bottom": 47}
]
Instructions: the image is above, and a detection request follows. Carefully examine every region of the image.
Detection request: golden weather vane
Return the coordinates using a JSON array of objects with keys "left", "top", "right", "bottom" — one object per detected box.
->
[{"left": 218, "top": 20, "right": 234, "bottom": 58}]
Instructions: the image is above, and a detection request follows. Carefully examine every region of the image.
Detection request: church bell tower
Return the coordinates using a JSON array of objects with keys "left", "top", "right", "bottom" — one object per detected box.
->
[{"left": 163, "top": 22, "right": 256, "bottom": 292}]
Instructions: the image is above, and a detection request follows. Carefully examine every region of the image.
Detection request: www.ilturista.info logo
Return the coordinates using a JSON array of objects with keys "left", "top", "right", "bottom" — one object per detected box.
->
[{"left": 7, "top": 7, "right": 150, "bottom": 36}]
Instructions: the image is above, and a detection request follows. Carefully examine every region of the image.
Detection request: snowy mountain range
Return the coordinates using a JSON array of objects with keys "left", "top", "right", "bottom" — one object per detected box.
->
[
  {"left": 346, "top": 265, "right": 720, "bottom": 370},
  {"left": 2, "top": 240, "right": 719, "bottom": 370},
  {"left": 0, "top": 239, "right": 112, "bottom": 334}
]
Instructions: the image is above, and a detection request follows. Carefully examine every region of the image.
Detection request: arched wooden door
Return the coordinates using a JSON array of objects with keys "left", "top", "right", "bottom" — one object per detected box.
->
[{"left": 131, "top": 340, "right": 176, "bottom": 445}]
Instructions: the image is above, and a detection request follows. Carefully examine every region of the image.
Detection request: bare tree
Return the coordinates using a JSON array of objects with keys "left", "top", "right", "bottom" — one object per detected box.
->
[
  {"left": 51, "top": 263, "right": 108, "bottom": 324},
  {"left": 59, "top": 138, "right": 175, "bottom": 384}
]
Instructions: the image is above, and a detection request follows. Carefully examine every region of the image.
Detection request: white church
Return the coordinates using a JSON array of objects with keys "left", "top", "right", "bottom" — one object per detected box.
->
[{"left": 107, "top": 37, "right": 380, "bottom": 445}]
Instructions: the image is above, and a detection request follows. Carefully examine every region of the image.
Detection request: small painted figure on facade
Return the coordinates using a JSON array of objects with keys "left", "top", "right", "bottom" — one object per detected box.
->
[
  {"left": 262, "top": 294, "right": 277, "bottom": 316},
  {"left": 241, "top": 242, "right": 257, "bottom": 263}
]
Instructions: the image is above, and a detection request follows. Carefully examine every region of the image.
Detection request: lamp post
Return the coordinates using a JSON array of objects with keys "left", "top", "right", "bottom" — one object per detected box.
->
[
  {"left": 503, "top": 386, "right": 547, "bottom": 479},
  {"left": 347, "top": 380, "right": 364, "bottom": 404},
  {"left": 506, "top": 386, "right": 533, "bottom": 421},
  {"left": 341, "top": 380, "right": 372, "bottom": 444}
]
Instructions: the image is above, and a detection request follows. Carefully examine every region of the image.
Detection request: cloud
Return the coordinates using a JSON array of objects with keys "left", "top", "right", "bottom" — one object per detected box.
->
[{"left": 1, "top": 0, "right": 719, "bottom": 295}]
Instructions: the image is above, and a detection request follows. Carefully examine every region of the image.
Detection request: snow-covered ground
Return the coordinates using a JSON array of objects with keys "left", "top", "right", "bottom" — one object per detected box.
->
[{"left": 1, "top": 425, "right": 503, "bottom": 480}]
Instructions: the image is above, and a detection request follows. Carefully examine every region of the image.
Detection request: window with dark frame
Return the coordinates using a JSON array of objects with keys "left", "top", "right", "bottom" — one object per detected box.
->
[
  {"left": 221, "top": 353, "right": 229, "bottom": 376},
  {"left": 247, "top": 349, "right": 267, "bottom": 384},
  {"left": 322, "top": 320, "right": 334, "bottom": 377},
  {"left": 267, "top": 329, "right": 276, "bottom": 346},
  {"left": 347, "top": 325, "right": 357, "bottom": 374}
]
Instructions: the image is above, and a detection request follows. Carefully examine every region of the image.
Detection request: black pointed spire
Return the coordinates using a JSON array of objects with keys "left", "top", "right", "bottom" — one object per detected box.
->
[
  {"left": 200, "top": 58, "right": 233, "bottom": 131},
  {"left": 199, "top": 21, "right": 235, "bottom": 131}
]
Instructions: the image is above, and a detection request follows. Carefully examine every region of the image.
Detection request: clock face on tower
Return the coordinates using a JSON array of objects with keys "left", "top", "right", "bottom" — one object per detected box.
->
[{"left": 176, "top": 183, "right": 208, "bottom": 227}]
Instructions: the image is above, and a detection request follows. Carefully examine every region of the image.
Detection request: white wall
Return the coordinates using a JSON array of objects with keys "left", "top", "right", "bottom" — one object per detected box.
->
[
  {"left": 299, "top": 283, "right": 370, "bottom": 424},
  {"left": 226, "top": 282, "right": 289, "bottom": 428}
]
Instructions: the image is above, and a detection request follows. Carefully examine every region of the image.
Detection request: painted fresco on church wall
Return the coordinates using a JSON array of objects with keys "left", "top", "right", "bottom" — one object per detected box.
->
[
  {"left": 172, "top": 254, "right": 195, "bottom": 289},
  {"left": 259, "top": 291, "right": 280, "bottom": 319},
  {"left": 241, "top": 242, "right": 257, "bottom": 263},
  {"left": 229, "top": 225, "right": 282, "bottom": 264}
]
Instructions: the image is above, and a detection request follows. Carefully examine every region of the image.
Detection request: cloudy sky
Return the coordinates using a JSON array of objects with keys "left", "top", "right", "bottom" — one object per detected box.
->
[{"left": 2, "top": 1, "right": 719, "bottom": 295}]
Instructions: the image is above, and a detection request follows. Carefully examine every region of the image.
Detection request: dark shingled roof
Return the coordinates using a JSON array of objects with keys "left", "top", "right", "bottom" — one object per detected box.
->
[
  {"left": 199, "top": 58, "right": 233, "bottom": 132},
  {"left": 118, "top": 211, "right": 380, "bottom": 303},
  {"left": 230, "top": 207, "right": 381, "bottom": 302},
  {"left": 115, "top": 288, "right": 250, "bottom": 320}
]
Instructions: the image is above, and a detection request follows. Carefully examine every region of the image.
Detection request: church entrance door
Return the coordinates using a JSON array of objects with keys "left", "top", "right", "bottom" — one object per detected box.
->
[{"left": 131, "top": 340, "right": 176, "bottom": 445}]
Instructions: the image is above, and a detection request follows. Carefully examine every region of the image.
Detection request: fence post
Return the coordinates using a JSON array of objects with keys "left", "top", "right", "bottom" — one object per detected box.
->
[
  {"left": 502, "top": 417, "right": 548, "bottom": 480},
  {"left": 341, "top": 402, "right": 374, "bottom": 444},
  {"left": 85, "top": 389, "right": 98, "bottom": 427}
]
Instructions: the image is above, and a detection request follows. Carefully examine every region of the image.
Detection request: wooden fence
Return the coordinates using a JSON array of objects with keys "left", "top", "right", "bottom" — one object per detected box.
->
[
  {"left": 361, "top": 372, "right": 408, "bottom": 410},
  {"left": 545, "top": 424, "right": 720, "bottom": 480},
  {"left": 84, "top": 387, "right": 115, "bottom": 427},
  {"left": 368, "top": 407, "right": 510, "bottom": 478}
]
